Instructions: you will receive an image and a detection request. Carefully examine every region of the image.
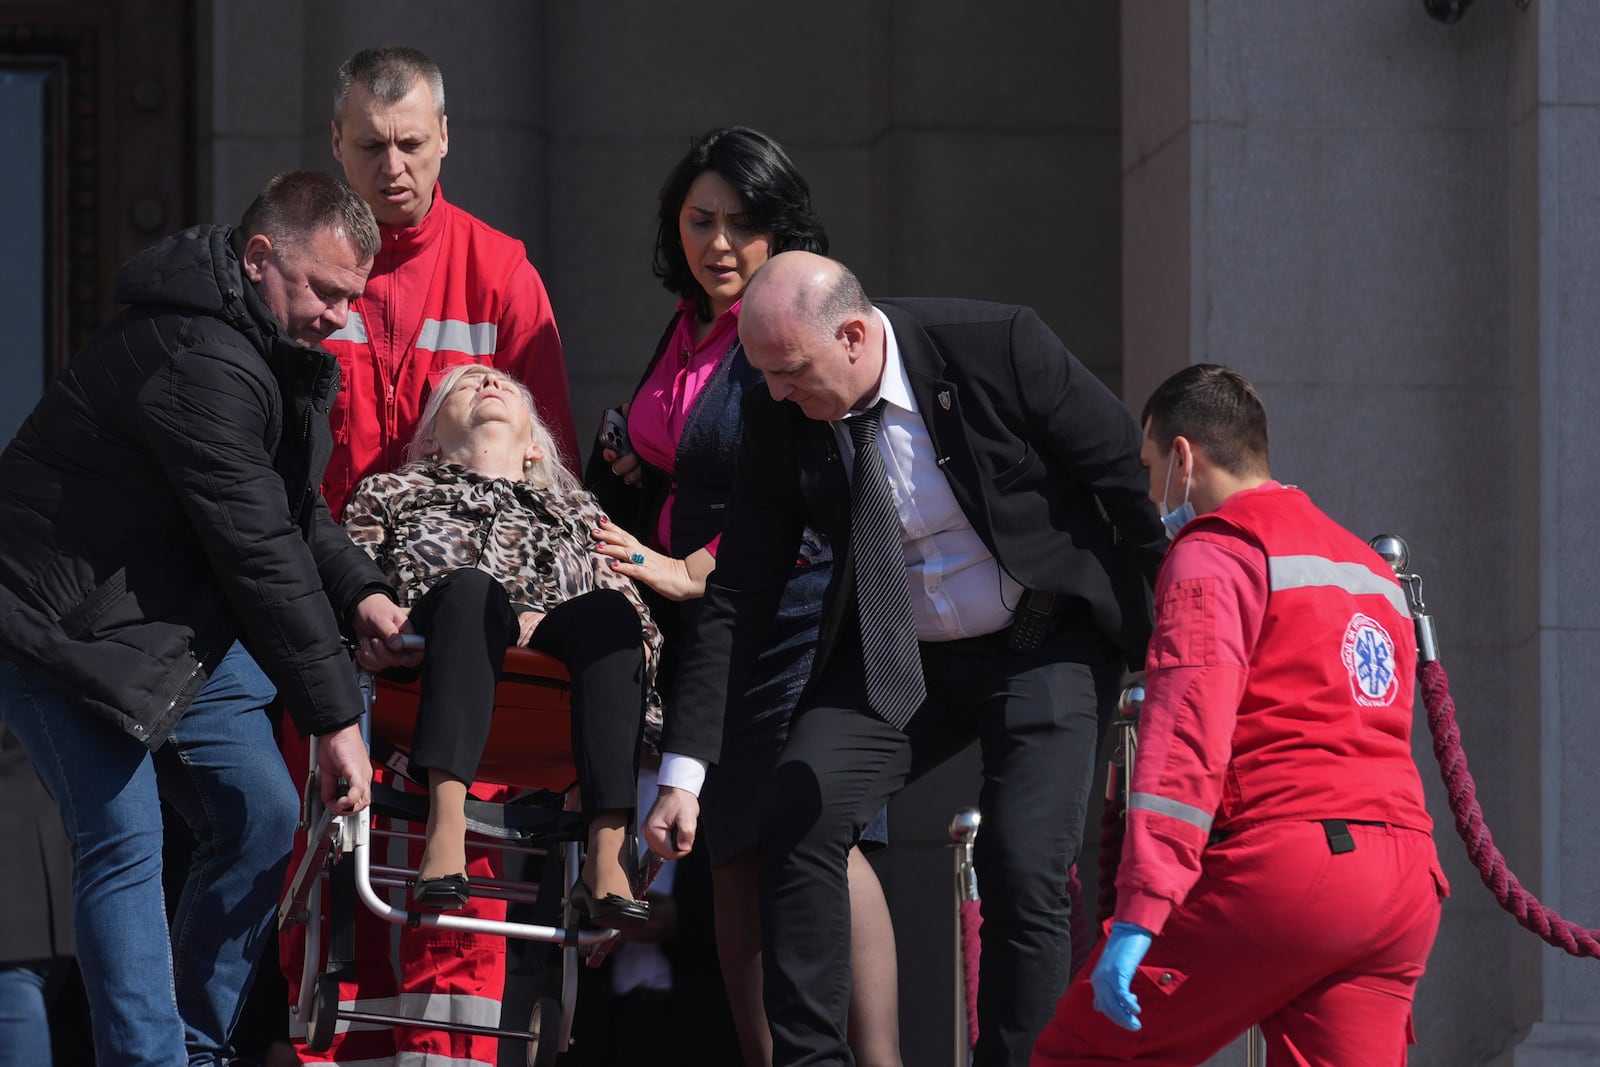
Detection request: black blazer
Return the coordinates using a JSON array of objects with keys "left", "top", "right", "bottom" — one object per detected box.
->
[{"left": 663, "top": 298, "right": 1166, "bottom": 763}]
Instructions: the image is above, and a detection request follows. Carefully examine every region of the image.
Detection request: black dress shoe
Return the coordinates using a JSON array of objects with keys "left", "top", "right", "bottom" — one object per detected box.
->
[
  {"left": 569, "top": 878, "right": 650, "bottom": 931},
  {"left": 411, "top": 872, "right": 471, "bottom": 911}
]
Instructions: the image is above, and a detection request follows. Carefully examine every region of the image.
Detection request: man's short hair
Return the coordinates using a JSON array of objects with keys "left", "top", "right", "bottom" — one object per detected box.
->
[
  {"left": 811, "top": 263, "right": 873, "bottom": 339},
  {"left": 239, "top": 171, "right": 380, "bottom": 260},
  {"left": 1141, "top": 364, "right": 1270, "bottom": 476},
  {"left": 334, "top": 45, "right": 445, "bottom": 124}
]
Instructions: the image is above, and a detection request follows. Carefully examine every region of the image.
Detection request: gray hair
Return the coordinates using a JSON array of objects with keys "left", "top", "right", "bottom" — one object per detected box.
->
[
  {"left": 334, "top": 46, "right": 445, "bottom": 124},
  {"left": 407, "top": 364, "right": 576, "bottom": 491},
  {"left": 809, "top": 261, "right": 873, "bottom": 340},
  {"left": 239, "top": 170, "right": 379, "bottom": 260}
]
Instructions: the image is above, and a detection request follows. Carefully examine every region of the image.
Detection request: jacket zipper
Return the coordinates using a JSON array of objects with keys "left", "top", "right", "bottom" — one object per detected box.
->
[
  {"left": 298, "top": 383, "right": 317, "bottom": 525},
  {"left": 381, "top": 255, "right": 401, "bottom": 460},
  {"left": 146, "top": 658, "right": 205, "bottom": 739}
]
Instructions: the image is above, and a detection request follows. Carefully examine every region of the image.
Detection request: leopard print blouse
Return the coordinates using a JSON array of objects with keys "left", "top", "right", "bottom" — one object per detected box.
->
[{"left": 343, "top": 462, "right": 664, "bottom": 739}]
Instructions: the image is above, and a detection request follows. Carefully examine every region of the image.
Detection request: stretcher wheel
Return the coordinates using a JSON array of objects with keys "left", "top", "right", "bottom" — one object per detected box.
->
[
  {"left": 307, "top": 974, "right": 339, "bottom": 1052},
  {"left": 526, "top": 996, "right": 561, "bottom": 1067}
]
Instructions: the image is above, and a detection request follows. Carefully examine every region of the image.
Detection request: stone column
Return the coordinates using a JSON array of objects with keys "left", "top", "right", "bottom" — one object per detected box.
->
[
  {"left": 195, "top": 0, "right": 309, "bottom": 221},
  {"left": 1494, "top": 1, "right": 1600, "bottom": 1060}
]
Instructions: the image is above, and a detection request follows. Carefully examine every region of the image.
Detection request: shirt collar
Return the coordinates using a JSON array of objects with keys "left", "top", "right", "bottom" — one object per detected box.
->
[
  {"left": 672, "top": 296, "right": 743, "bottom": 360},
  {"left": 379, "top": 181, "right": 448, "bottom": 253},
  {"left": 854, "top": 306, "right": 914, "bottom": 416},
  {"left": 674, "top": 295, "right": 744, "bottom": 325}
]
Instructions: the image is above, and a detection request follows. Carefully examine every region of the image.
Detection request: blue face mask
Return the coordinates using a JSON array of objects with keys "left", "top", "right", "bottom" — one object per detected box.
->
[{"left": 1158, "top": 452, "right": 1195, "bottom": 541}]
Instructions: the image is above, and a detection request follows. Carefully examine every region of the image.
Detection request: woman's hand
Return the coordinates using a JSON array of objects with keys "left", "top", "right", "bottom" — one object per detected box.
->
[
  {"left": 516, "top": 610, "right": 546, "bottom": 647},
  {"left": 594, "top": 517, "right": 704, "bottom": 601},
  {"left": 605, "top": 449, "right": 643, "bottom": 488},
  {"left": 596, "top": 402, "right": 643, "bottom": 488}
]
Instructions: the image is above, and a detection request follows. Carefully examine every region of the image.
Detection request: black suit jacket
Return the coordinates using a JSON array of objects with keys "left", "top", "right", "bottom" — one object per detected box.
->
[{"left": 663, "top": 298, "right": 1166, "bottom": 763}]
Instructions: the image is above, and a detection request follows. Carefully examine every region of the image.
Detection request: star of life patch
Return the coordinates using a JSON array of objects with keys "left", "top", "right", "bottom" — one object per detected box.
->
[{"left": 1341, "top": 612, "right": 1399, "bottom": 707}]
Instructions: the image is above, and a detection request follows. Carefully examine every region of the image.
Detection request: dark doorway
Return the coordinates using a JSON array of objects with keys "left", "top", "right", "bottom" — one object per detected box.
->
[{"left": 0, "top": 0, "right": 195, "bottom": 384}]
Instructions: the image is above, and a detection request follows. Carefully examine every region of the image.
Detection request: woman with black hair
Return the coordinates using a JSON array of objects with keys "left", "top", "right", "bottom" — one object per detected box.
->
[{"left": 587, "top": 126, "right": 901, "bottom": 1067}]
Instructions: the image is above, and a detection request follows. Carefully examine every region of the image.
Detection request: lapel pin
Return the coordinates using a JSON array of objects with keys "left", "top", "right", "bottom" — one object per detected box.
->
[{"left": 938, "top": 390, "right": 951, "bottom": 411}]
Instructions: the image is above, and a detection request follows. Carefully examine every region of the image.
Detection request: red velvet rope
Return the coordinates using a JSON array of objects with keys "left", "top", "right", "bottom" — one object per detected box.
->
[
  {"left": 1098, "top": 784, "right": 1126, "bottom": 926},
  {"left": 959, "top": 898, "right": 982, "bottom": 1050},
  {"left": 1420, "top": 659, "right": 1600, "bottom": 957},
  {"left": 1066, "top": 863, "right": 1090, "bottom": 979},
  {"left": 958, "top": 866, "right": 1091, "bottom": 1050}
]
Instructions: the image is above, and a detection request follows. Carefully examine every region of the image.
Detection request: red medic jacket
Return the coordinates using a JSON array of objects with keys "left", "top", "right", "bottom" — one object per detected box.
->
[
  {"left": 1116, "top": 484, "right": 1433, "bottom": 933},
  {"left": 319, "top": 184, "right": 578, "bottom": 518}
]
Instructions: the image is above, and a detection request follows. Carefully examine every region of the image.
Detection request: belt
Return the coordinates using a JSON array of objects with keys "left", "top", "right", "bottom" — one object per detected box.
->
[
  {"left": 1207, "top": 818, "right": 1389, "bottom": 854},
  {"left": 1320, "top": 818, "right": 1387, "bottom": 855}
]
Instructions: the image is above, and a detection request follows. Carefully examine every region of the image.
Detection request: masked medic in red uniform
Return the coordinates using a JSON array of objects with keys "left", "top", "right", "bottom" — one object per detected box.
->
[{"left": 1032, "top": 363, "right": 1449, "bottom": 1067}]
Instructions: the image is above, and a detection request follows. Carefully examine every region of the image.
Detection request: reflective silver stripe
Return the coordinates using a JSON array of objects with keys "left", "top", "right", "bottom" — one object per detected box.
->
[
  {"left": 396, "top": 990, "right": 503, "bottom": 1028},
  {"left": 348, "top": 994, "right": 401, "bottom": 1015},
  {"left": 1128, "top": 792, "right": 1214, "bottom": 831},
  {"left": 393, "top": 991, "right": 500, "bottom": 1065},
  {"left": 417, "top": 318, "right": 498, "bottom": 357},
  {"left": 394, "top": 1052, "right": 495, "bottom": 1067},
  {"left": 326, "top": 311, "right": 368, "bottom": 343},
  {"left": 1268, "top": 555, "right": 1411, "bottom": 618}
]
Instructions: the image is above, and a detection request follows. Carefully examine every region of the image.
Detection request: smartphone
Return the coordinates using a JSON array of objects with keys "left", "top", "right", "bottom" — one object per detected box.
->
[{"left": 600, "top": 406, "right": 631, "bottom": 456}]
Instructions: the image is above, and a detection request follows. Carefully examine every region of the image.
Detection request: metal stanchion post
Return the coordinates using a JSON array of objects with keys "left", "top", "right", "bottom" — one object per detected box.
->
[
  {"left": 1113, "top": 685, "right": 1142, "bottom": 814},
  {"left": 1368, "top": 534, "right": 1439, "bottom": 660},
  {"left": 950, "top": 808, "right": 981, "bottom": 1067},
  {"left": 1246, "top": 1025, "right": 1264, "bottom": 1066}
]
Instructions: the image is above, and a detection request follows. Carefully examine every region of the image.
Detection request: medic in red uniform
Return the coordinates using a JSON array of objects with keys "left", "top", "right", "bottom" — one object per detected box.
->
[
  {"left": 1032, "top": 364, "right": 1448, "bottom": 1067},
  {"left": 318, "top": 52, "right": 577, "bottom": 520}
]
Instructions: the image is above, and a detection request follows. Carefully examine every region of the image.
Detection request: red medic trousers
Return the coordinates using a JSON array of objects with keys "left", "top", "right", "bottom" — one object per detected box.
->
[
  {"left": 278, "top": 729, "right": 512, "bottom": 1066},
  {"left": 1032, "top": 820, "right": 1447, "bottom": 1067}
]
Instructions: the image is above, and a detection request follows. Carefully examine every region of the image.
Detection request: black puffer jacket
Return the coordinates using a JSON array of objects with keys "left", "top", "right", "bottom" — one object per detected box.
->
[{"left": 0, "top": 225, "right": 392, "bottom": 749}]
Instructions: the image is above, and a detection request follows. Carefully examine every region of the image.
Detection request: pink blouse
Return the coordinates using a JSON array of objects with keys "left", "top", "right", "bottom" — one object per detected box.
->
[{"left": 627, "top": 298, "right": 743, "bottom": 553}]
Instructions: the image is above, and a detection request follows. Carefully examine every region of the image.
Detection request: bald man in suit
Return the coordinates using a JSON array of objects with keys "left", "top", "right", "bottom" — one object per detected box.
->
[{"left": 644, "top": 252, "right": 1166, "bottom": 1066}]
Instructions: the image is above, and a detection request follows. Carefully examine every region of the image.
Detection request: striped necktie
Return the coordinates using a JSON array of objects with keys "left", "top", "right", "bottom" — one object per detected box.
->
[{"left": 847, "top": 402, "right": 926, "bottom": 728}]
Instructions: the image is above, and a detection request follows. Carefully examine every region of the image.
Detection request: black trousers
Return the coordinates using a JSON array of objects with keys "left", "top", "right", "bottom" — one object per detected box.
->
[
  {"left": 757, "top": 621, "right": 1121, "bottom": 1067},
  {"left": 407, "top": 568, "right": 646, "bottom": 814}
]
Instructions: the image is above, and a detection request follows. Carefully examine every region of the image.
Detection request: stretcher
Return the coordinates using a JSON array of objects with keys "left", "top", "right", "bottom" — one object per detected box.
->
[{"left": 278, "top": 639, "right": 630, "bottom": 1066}]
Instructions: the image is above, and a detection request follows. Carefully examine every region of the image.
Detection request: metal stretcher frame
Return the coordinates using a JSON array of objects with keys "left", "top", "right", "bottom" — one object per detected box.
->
[{"left": 278, "top": 643, "right": 623, "bottom": 1066}]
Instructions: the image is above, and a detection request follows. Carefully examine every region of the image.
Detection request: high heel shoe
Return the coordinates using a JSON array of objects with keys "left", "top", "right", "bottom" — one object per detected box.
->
[
  {"left": 411, "top": 872, "right": 471, "bottom": 911},
  {"left": 569, "top": 878, "right": 650, "bottom": 931}
]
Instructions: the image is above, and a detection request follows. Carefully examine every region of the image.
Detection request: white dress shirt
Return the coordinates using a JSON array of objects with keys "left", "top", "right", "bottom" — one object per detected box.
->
[{"left": 833, "top": 308, "right": 1023, "bottom": 642}]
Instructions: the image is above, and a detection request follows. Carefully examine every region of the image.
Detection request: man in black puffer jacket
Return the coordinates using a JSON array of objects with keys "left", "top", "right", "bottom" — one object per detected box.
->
[{"left": 0, "top": 170, "right": 419, "bottom": 1066}]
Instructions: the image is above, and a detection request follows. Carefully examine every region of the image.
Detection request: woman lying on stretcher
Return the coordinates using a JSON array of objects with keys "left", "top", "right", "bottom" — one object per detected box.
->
[{"left": 342, "top": 363, "right": 662, "bottom": 929}]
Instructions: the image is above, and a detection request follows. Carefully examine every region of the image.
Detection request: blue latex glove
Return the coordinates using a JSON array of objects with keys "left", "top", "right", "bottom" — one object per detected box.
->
[{"left": 1091, "top": 922, "right": 1155, "bottom": 1031}]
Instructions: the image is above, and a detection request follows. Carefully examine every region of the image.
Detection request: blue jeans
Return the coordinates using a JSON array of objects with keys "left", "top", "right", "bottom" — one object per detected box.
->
[
  {"left": 0, "top": 643, "right": 300, "bottom": 1066},
  {"left": 0, "top": 959, "right": 55, "bottom": 1067}
]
